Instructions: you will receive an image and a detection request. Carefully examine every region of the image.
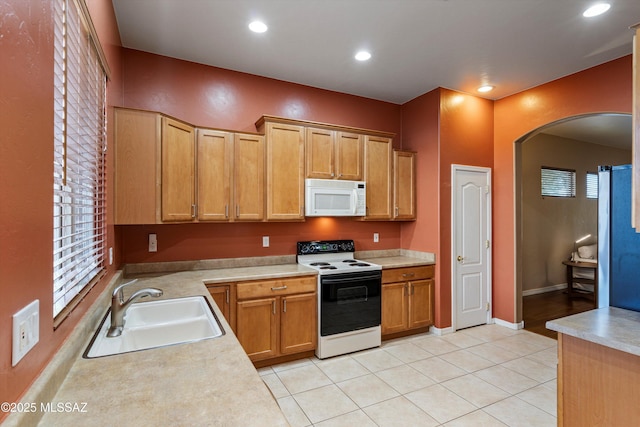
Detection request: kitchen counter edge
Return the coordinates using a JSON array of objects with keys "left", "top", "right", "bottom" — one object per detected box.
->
[{"left": 546, "top": 306, "right": 640, "bottom": 357}]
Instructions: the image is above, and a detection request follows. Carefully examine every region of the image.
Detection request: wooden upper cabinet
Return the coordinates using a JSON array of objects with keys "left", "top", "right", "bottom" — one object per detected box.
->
[
  {"left": 264, "top": 122, "right": 305, "bottom": 220},
  {"left": 114, "top": 108, "right": 160, "bottom": 224},
  {"left": 161, "top": 117, "right": 196, "bottom": 222},
  {"left": 364, "top": 135, "right": 393, "bottom": 219},
  {"left": 393, "top": 150, "right": 417, "bottom": 220},
  {"left": 305, "top": 127, "right": 363, "bottom": 180},
  {"left": 234, "top": 133, "right": 265, "bottom": 221},
  {"left": 306, "top": 127, "right": 335, "bottom": 179},
  {"left": 336, "top": 131, "right": 363, "bottom": 181},
  {"left": 197, "top": 129, "right": 232, "bottom": 221}
]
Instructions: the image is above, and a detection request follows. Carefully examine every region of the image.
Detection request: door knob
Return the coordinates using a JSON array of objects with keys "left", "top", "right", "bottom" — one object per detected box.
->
[{"left": 457, "top": 255, "right": 464, "bottom": 262}]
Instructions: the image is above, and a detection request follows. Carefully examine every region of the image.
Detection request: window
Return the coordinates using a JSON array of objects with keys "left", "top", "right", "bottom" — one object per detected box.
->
[
  {"left": 586, "top": 172, "right": 598, "bottom": 199},
  {"left": 53, "top": 0, "right": 109, "bottom": 325},
  {"left": 541, "top": 167, "right": 575, "bottom": 198}
]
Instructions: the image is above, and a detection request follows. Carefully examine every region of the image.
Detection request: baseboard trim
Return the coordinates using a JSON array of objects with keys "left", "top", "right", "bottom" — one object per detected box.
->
[
  {"left": 522, "top": 283, "right": 567, "bottom": 297},
  {"left": 430, "top": 325, "right": 454, "bottom": 336},
  {"left": 494, "top": 318, "right": 525, "bottom": 330}
]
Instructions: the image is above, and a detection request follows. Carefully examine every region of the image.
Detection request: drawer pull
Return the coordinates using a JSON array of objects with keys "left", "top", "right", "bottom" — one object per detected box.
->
[
  {"left": 402, "top": 272, "right": 415, "bottom": 278},
  {"left": 271, "top": 285, "right": 288, "bottom": 291}
]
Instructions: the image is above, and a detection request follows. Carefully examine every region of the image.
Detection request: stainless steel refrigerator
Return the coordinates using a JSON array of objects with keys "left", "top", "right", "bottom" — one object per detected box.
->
[{"left": 598, "top": 165, "right": 640, "bottom": 311}]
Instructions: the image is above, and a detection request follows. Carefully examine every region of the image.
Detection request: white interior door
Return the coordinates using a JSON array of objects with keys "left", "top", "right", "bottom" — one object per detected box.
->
[{"left": 452, "top": 165, "right": 492, "bottom": 330}]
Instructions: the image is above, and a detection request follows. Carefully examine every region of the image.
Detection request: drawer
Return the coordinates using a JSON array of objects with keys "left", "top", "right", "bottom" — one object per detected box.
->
[
  {"left": 236, "top": 275, "right": 317, "bottom": 300},
  {"left": 382, "top": 265, "right": 434, "bottom": 284}
]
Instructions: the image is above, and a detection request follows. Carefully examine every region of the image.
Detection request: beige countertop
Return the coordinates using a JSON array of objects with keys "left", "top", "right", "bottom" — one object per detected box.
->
[
  {"left": 37, "top": 278, "right": 289, "bottom": 427},
  {"left": 546, "top": 306, "right": 640, "bottom": 356},
  {"left": 21, "top": 252, "right": 434, "bottom": 426},
  {"left": 362, "top": 255, "right": 435, "bottom": 269}
]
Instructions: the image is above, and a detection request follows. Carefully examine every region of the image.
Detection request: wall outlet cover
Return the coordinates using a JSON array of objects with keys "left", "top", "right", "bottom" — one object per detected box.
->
[{"left": 12, "top": 300, "right": 39, "bottom": 366}]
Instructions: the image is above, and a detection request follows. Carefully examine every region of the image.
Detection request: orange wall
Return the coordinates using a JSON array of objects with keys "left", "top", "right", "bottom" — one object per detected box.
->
[
  {"left": 122, "top": 49, "right": 402, "bottom": 136},
  {"left": 0, "top": 0, "right": 123, "bottom": 417},
  {"left": 493, "top": 56, "right": 632, "bottom": 322},
  {"left": 120, "top": 219, "right": 400, "bottom": 264},
  {"left": 118, "top": 50, "right": 404, "bottom": 263},
  {"left": 400, "top": 88, "right": 494, "bottom": 328}
]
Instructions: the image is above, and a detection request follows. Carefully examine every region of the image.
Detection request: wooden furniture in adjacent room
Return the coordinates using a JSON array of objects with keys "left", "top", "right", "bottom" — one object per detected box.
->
[{"left": 562, "top": 260, "right": 597, "bottom": 305}]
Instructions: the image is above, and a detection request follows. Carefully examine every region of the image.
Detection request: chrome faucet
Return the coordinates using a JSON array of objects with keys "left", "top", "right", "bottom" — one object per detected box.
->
[{"left": 107, "top": 279, "right": 163, "bottom": 337}]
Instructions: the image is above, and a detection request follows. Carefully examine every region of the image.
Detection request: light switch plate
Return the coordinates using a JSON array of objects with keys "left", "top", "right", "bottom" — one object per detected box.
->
[
  {"left": 262, "top": 236, "right": 269, "bottom": 247},
  {"left": 373, "top": 233, "right": 379, "bottom": 243},
  {"left": 12, "top": 300, "right": 39, "bottom": 366}
]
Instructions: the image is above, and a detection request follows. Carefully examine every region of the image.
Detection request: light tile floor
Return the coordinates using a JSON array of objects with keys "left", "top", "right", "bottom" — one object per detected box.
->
[{"left": 258, "top": 324, "right": 557, "bottom": 427}]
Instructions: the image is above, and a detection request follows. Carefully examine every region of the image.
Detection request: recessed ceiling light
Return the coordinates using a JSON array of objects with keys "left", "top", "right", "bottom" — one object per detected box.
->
[
  {"left": 355, "top": 51, "right": 372, "bottom": 61},
  {"left": 477, "top": 85, "right": 494, "bottom": 93},
  {"left": 248, "top": 20, "right": 268, "bottom": 33},
  {"left": 582, "top": 3, "right": 611, "bottom": 17}
]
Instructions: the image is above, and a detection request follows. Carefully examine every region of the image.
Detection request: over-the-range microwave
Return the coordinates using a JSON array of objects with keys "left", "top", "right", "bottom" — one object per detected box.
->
[{"left": 305, "top": 179, "right": 366, "bottom": 217}]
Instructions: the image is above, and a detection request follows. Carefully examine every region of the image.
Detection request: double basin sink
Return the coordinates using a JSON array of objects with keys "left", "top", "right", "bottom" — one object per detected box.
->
[{"left": 85, "top": 295, "right": 224, "bottom": 358}]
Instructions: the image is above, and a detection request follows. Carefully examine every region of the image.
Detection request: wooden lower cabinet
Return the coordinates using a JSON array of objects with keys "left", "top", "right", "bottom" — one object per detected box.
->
[
  {"left": 237, "top": 297, "right": 279, "bottom": 360},
  {"left": 206, "top": 284, "right": 234, "bottom": 331},
  {"left": 235, "top": 276, "right": 317, "bottom": 362},
  {"left": 382, "top": 265, "right": 435, "bottom": 336},
  {"left": 558, "top": 333, "right": 640, "bottom": 426}
]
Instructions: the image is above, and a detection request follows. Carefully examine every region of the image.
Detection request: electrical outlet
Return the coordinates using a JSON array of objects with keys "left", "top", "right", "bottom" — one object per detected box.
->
[
  {"left": 262, "top": 236, "right": 270, "bottom": 247},
  {"left": 12, "top": 300, "right": 39, "bottom": 366},
  {"left": 373, "top": 233, "right": 379, "bottom": 243},
  {"left": 149, "top": 233, "right": 158, "bottom": 252}
]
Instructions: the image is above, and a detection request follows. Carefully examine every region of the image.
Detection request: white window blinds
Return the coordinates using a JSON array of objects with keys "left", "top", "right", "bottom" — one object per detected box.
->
[
  {"left": 53, "top": 0, "right": 107, "bottom": 324},
  {"left": 586, "top": 172, "right": 599, "bottom": 199},
  {"left": 541, "top": 167, "right": 576, "bottom": 198}
]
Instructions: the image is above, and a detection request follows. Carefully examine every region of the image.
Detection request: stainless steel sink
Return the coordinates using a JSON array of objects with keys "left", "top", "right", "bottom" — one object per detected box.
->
[{"left": 84, "top": 295, "right": 224, "bottom": 358}]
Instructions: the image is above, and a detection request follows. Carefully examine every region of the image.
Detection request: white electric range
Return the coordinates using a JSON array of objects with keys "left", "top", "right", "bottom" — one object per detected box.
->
[{"left": 297, "top": 240, "right": 382, "bottom": 359}]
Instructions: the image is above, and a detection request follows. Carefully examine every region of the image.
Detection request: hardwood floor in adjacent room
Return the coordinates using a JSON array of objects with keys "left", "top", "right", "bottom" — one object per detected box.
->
[{"left": 523, "top": 290, "right": 595, "bottom": 339}]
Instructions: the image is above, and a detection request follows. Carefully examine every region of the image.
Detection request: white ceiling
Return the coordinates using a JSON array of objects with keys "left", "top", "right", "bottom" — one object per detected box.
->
[
  {"left": 539, "top": 114, "right": 632, "bottom": 149},
  {"left": 112, "top": 0, "right": 640, "bottom": 104}
]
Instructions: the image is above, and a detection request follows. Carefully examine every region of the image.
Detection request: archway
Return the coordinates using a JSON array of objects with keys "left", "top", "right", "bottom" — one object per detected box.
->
[{"left": 513, "top": 113, "right": 632, "bottom": 332}]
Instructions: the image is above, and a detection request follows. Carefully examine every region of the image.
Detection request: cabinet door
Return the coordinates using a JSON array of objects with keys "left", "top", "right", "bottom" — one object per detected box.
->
[
  {"left": 234, "top": 133, "right": 264, "bottom": 221},
  {"left": 394, "top": 150, "right": 416, "bottom": 220},
  {"left": 207, "top": 285, "right": 231, "bottom": 324},
  {"left": 306, "top": 127, "right": 335, "bottom": 179},
  {"left": 280, "top": 293, "right": 317, "bottom": 354},
  {"left": 236, "top": 298, "right": 278, "bottom": 361},
  {"left": 265, "top": 122, "right": 305, "bottom": 220},
  {"left": 408, "top": 279, "right": 434, "bottom": 329},
  {"left": 381, "top": 282, "right": 408, "bottom": 335},
  {"left": 114, "top": 108, "right": 160, "bottom": 224},
  {"left": 197, "top": 129, "right": 232, "bottom": 221},
  {"left": 364, "top": 135, "right": 393, "bottom": 219},
  {"left": 161, "top": 117, "right": 196, "bottom": 221},
  {"left": 336, "top": 132, "right": 363, "bottom": 181}
]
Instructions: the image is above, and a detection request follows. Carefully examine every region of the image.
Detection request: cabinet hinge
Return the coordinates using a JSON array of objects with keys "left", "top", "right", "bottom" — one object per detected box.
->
[
  {"left": 485, "top": 185, "right": 490, "bottom": 194},
  {"left": 486, "top": 302, "right": 490, "bottom": 312},
  {"left": 486, "top": 240, "right": 490, "bottom": 249}
]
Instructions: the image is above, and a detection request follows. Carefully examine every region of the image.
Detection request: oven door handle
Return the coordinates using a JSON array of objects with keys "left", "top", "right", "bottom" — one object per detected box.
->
[{"left": 321, "top": 273, "right": 381, "bottom": 284}]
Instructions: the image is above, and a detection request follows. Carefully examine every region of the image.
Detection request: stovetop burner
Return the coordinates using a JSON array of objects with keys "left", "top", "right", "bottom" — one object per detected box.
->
[{"left": 297, "top": 239, "right": 381, "bottom": 274}]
